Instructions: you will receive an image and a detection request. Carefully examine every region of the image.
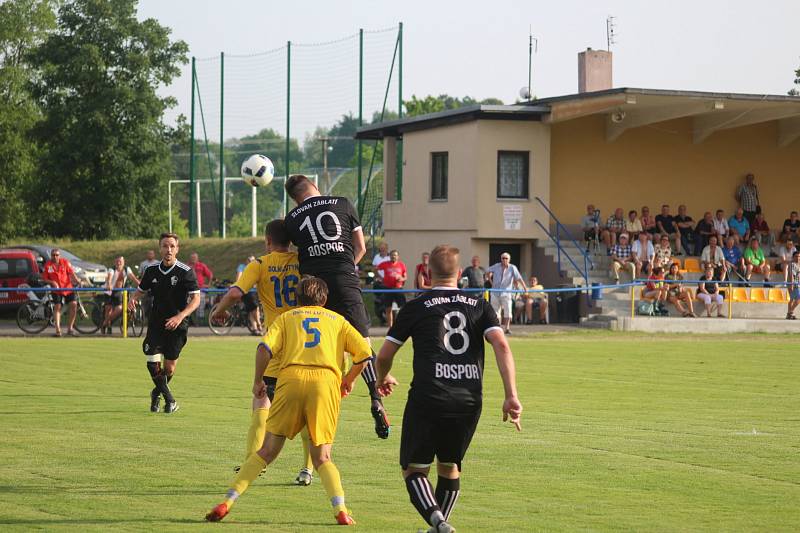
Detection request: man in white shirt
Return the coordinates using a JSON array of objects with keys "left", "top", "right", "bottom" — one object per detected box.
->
[
  {"left": 713, "top": 210, "right": 730, "bottom": 241},
  {"left": 486, "top": 252, "right": 527, "bottom": 334},
  {"left": 371, "top": 242, "right": 390, "bottom": 326},
  {"left": 631, "top": 232, "right": 655, "bottom": 277},
  {"left": 139, "top": 249, "right": 159, "bottom": 275}
]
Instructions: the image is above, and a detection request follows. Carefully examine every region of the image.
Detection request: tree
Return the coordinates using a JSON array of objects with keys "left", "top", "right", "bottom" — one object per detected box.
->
[
  {"left": 0, "top": 0, "right": 57, "bottom": 242},
  {"left": 404, "top": 94, "right": 505, "bottom": 117},
  {"left": 28, "top": 0, "right": 188, "bottom": 239},
  {"left": 790, "top": 63, "right": 800, "bottom": 96}
]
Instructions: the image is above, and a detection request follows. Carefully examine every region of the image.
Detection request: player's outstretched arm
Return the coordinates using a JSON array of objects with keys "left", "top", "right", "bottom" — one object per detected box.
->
[
  {"left": 375, "top": 341, "right": 400, "bottom": 397},
  {"left": 210, "top": 288, "right": 243, "bottom": 322},
  {"left": 485, "top": 329, "right": 523, "bottom": 431},
  {"left": 252, "top": 343, "right": 271, "bottom": 398},
  {"left": 128, "top": 288, "right": 145, "bottom": 311}
]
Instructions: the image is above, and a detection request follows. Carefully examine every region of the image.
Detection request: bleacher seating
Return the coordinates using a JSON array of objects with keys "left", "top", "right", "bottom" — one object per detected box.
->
[
  {"left": 749, "top": 288, "right": 769, "bottom": 303},
  {"left": 769, "top": 288, "right": 788, "bottom": 303},
  {"left": 683, "top": 258, "right": 702, "bottom": 273}
]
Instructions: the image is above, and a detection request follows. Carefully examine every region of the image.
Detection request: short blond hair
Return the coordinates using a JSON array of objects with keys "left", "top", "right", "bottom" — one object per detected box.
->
[{"left": 429, "top": 245, "right": 460, "bottom": 278}]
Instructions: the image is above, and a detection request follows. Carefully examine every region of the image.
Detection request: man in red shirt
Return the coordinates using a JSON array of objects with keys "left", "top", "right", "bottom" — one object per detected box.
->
[
  {"left": 188, "top": 252, "right": 213, "bottom": 319},
  {"left": 42, "top": 248, "right": 82, "bottom": 337},
  {"left": 414, "top": 252, "right": 432, "bottom": 290},
  {"left": 377, "top": 250, "right": 407, "bottom": 328}
]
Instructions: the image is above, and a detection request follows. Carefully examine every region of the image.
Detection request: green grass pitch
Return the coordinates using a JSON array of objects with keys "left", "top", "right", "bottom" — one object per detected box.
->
[{"left": 1, "top": 332, "right": 798, "bottom": 531}]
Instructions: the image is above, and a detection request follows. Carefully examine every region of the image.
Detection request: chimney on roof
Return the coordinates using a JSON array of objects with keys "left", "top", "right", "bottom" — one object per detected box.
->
[{"left": 578, "top": 48, "right": 612, "bottom": 93}]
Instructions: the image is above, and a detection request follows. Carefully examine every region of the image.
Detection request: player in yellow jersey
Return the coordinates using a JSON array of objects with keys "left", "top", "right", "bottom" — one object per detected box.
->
[
  {"left": 210, "top": 219, "right": 314, "bottom": 485},
  {"left": 206, "top": 276, "right": 371, "bottom": 525}
]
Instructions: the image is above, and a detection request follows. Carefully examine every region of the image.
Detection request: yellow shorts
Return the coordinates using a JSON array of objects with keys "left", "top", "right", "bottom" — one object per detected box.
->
[{"left": 264, "top": 366, "right": 341, "bottom": 446}]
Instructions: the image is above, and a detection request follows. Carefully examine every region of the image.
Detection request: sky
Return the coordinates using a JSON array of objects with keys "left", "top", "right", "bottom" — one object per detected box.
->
[{"left": 138, "top": 0, "right": 800, "bottom": 141}]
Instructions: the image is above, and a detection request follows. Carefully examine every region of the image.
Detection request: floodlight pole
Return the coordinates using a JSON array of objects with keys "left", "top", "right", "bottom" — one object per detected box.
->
[
  {"left": 284, "top": 41, "right": 291, "bottom": 216},
  {"left": 357, "top": 28, "right": 363, "bottom": 211},
  {"left": 397, "top": 22, "right": 403, "bottom": 200},
  {"left": 189, "top": 57, "right": 196, "bottom": 236},
  {"left": 219, "top": 52, "right": 225, "bottom": 238}
]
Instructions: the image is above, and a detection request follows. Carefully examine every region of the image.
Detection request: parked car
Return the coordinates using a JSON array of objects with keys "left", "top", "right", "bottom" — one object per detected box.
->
[
  {"left": 0, "top": 249, "right": 41, "bottom": 310},
  {"left": 1, "top": 245, "right": 108, "bottom": 286}
]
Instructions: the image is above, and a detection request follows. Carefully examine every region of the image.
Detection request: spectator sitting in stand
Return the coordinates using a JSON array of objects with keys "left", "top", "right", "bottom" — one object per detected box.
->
[
  {"left": 414, "top": 252, "right": 432, "bottom": 290},
  {"left": 640, "top": 206, "right": 657, "bottom": 239},
  {"left": 376, "top": 249, "right": 407, "bottom": 328},
  {"left": 776, "top": 239, "right": 797, "bottom": 274},
  {"left": 602, "top": 208, "right": 626, "bottom": 254},
  {"left": 700, "top": 235, "right": 727, "bottom": 282},
  {"left": 736, "top": 172, "right": 760, "bottom": 226},
  {"left": 697, "top": 265, "right": 725, "bottom": 318},
  {"left": 610, "top": 234, "right": 636, "bottom": 284},
  {"left": 625, "top": 210, "right": 643, "bottom": 240},
  {"left": 523, "top": 276, "right": 548, "bottom": 325},
  {"left": 652, "top": 234, "right": 673, "bottom": 272},
  {"left": 188, "top": 252, "right": 213, "bottom": 320},
  {"left": 643, "top": 266, "right": 668, "bottom": 315},
  {"left": 656, "top": 204, "right": 683, "bottom": 255},
  {"left": 675, "top": 204, "right": 696, "bottom": 255},
  {"left": 713, "top": 209, "right": 730, "bottom": 242},
  {"left": 632, "top": 231, "right": 655, "bottom": 277},
  {"left": 371, "top": 242, "right": 390, "bottom": 325},
  {"left": 751, "top": 212, "right": 776, "bottom": 256},
  {"left": 743, "top": 237, "right": 771, "bottom": 287},
  {"left": 781, "top": 211, "right": 800, "bottom": 243},
  {"left": 727, "top": 208, "right": 751, "bottom": 246},
  {"left": 784, "top": 251, "right": 800, "bottom": 320},
  {"left": 665, "top": 262, "right": 696, "bottom": 317},
  {"left": 695, "top": 212, "right": 716, "bottom": 251},
  {"left": 722, "top": 236, "right": 746, "bottom": 285},
  {"left": 581, "top": 204, "right": 601, "bottom": 250}
]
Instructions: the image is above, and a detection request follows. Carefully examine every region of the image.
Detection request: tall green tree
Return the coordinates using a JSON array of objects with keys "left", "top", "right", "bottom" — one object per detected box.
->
[
  {"left": 0, "top": 0, "right": 57, "bottom": 242},
  {"left": 28, "top": 0, "right": 188, "bottom": 239},
  {"left": 404, "top": 94, "right": 505, "bottom": 117}
]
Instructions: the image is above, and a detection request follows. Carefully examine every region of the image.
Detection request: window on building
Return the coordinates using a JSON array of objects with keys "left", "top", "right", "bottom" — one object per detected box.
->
[
  {"left": 496, "top": 151, "right": 529, "bottom": 199},
  {"left": 431, "top": 152, "right": 448, "bottom": 201}
]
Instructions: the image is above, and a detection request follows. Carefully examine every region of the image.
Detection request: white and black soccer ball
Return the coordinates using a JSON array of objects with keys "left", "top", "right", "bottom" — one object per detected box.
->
[{"left": 241, "top": 154, "right": 275, "bottom": 187}]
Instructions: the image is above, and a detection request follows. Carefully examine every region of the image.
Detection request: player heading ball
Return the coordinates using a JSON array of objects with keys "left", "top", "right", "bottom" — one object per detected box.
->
[{"left": 376, "top": 244, "right": 522, "bottom": 533}]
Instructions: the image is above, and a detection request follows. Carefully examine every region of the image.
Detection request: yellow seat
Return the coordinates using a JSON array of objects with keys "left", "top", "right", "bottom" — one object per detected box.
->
[
  {"left": 670, "top": 257, "right": 682, "bottom": 268},
  {"left": 750, "top": 288, "right": 769, "bottom": 303},
  {"left": 731, "top": 287, "right": 749, "bottom": 302},
  {"left": 769, "top": 288, "right": 789, "bottom": 303},
  {"left": 683, "top": 258, "right": 702, "bottom": 273}
]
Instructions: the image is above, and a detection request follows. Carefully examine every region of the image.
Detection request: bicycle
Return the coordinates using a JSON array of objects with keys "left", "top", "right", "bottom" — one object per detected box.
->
[
  {"left": 16, "top": 288, "right": 101, "bottom": 335},
  {"left": 97, "top": 292, "right": 146, "bottom": 337},
  {"left": 208, "top": 300, "right": 262, "bottom": 336}
]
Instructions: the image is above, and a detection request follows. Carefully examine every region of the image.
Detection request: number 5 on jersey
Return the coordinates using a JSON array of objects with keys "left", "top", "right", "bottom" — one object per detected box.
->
[{"left": 302, "top": 317, "right": 321, "bottom": 348}]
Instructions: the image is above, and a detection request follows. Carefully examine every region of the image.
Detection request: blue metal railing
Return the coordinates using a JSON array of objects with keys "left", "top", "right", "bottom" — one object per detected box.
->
[{"left": 534, "top": 196, "right": 594, "bottom": 287}]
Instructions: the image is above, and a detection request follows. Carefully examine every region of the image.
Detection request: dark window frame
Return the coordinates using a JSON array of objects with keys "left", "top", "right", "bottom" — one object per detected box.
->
[
  {"left": 496, "top": 150, "right": 530, "bottom": 199},
  {"left": 430, "top": 151, "right": 449, "bottom": 201}
]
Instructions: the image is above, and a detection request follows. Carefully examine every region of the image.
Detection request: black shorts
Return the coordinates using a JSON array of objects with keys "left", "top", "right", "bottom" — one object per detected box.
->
[
  {"left": 316, "top": 271, "right": 371, "bottom": 337},
  {"left": 52, "top": 293, "right": 76, "bottom": 306},
  {"left": 242, "top": 292, "right": 259, "bottom": 312},
  {"left": 400, "top": 400, "right": 481, "bottom": 471},
  {"left": 263, "top": 376, "right": 277, "bottom": 402},
  {"left": 105, "top": 294, "right": 122, "bottom": 307},
  {"left": 142, "top": 325, "right": 187, "bottom": 360},
  {"left": 384, "top": 291, "right": 406, "bottom": 309}
]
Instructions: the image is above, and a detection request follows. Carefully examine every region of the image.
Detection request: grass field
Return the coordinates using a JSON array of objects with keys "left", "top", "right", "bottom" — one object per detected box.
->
[{"left": 2, "top": 332, "right": 799, "bottom": 532}]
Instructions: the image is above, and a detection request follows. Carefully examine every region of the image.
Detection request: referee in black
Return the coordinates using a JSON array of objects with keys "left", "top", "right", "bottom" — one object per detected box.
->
[
  {"left": 128, "top": 232, "right": 201, "bottom": 414},
  {"left": 283, "top": 174, "right": 390, "bottom": 439},
  {"left": 376, "top": 244, "right": 522, "bottom": 533}
]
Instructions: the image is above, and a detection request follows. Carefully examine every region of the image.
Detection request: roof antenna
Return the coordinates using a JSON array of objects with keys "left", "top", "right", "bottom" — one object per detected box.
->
[
  {"left": 521, "top": 26, "right": 538, "bottom": 101},
  {"left": 606, "top": 16, "right": 617, "bottom": 51}
]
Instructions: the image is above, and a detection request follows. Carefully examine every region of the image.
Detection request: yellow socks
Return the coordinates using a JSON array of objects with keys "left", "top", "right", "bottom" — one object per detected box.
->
[
  {"left": 244, "top": 408, "right": 269, "bottom": 460},
  {"left": 301, "top": 428, "right": 314, "bottom": 473},
  {"left": 226, "top": 453, "right": 267, "bottom": 507},
  {"left": 317, "top": 461, "right": 347, "bottom": 515}
]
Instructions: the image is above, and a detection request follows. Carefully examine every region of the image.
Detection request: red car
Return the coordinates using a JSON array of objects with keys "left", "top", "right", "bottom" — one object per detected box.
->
[{"left": 0, "top": 249, "right": 41, "bottom": 310}]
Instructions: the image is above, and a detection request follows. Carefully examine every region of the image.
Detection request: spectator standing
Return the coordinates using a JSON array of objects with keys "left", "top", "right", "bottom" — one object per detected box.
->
[
  {"left": 700, "top": 236, "right": 727, "bottom": 281},
  {"left": 602, "top": 208, "right": 626, "bottom": 252},
  {"left": 486, "top": 252, "right": 527, "bottom": 334},
  {"left": 665, "top": 263, "right": 696, "bottom": 317},
  {"left": 674, "top": 205, "right": 695, "bottom": 255},
  {"left": 653, "top": 234, "right": 673, "bottom": 271},
  {"left": 751, "top": 213, "right": 776, "bottom": 255},
  {"left": 784, "top": 251, "right": 800, "bottom": 320},
  {"left": 695, "top": 212, "right": 716, "bottom": 251},
  {"left": 781, "top": 211, "right": 800, "bottom": 243},
  {"left": 371, "top": 242, "right": 390, "bottom": 325},
  {"left": 743, "top": 238, "right": 771, "bottom": 287},
  {"left": 101, "top": 256, "right": 140, "bottom": 335},
  {"left": 776, "top": 239, "right": 797, "bottom": 273},
  {"left": 656, "top": 205, "right": 683, "bottom": 255},
  {"left": 727, "top": 208, "right": 750, "bottom": 246},
  {"left": 632, "top": 232, "right": 655, "bottom": 277},
  {"left": 462, "top": 255, "right": 487, "bottom": 290},
  {"left": 581, "top": 204, "right": 601, "bottom": 250},
  {"left": 625, "top": 210, "right": 643, "bottom": 240},
  {"left": 722, "top": 236, "right": 746, "bottom": 284},
  {"left": 640, "top": 206, "right": 657, "bottom": 239},
  {"left": 736, "top": 173, "right": 760, "bottom": 226},
  {"left": 698, "top": 266, "right": 725, "bottom": 318},
  {"left": 414, "top": 252, "right": 432, "bottom": 290},
  {"left": 523, "top": 276, "right": 548, "bottom": 325},
  {"left": 376, "top": 250, "right": 407, "bottom": 328},
  {"left": 42, "top": 248, "right": 82, "bottom": 337},
  {"left": 139, "top": 249, "right": 159, "bottom": 274},
  {"left": 188, "top": 252, "right": 213, "bottom": 320},
  {"left": 610, "top": 234, "right": 636, "bottom": 283},
  {"left": 713, "top": 210, "right": 730, "bottom": 242}
]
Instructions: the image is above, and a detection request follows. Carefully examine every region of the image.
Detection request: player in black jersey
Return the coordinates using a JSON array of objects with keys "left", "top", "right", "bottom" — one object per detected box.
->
[
  {"left": 128, "top": 233, "right": 201, "bottom": 414},
  {"left": 376, "top": 245, "right": 522, "bottom": 533},
  {"left": 284, "top": 174, "right": 390, "bottom": 439}
]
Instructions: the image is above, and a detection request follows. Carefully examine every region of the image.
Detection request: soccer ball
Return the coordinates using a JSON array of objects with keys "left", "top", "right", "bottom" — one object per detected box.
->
[{"left": 241, "top": 154, "right": 275, "bottom": 187}]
